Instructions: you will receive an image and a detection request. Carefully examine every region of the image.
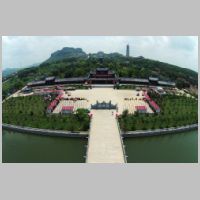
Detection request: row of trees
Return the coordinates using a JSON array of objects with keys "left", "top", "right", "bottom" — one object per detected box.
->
[
  {"left": 3, "top": 96, "right": 90, "bottom": 131},
  {"left": 119, "top": 94, "right": 198, "bottom": 131}
]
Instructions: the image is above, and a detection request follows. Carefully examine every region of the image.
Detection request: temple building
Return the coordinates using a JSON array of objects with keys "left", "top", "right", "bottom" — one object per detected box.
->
[
  {"left": 27, "top": 67, "right": 175, "bottom": 87},
  {"left": 87, "top": 68, "right": 118, "bottom": 84},
  {"left": 135, "top": 106, "right": 147, "bottom": 113},
  {"left": 45, "top": 76, "right": 56, "bottom": 85},
  {"left": 149, "top": 77, "right": 159, "bottom": 85},
  {"left": 61, "top": 106, "right": 74, "bottom": 114}
]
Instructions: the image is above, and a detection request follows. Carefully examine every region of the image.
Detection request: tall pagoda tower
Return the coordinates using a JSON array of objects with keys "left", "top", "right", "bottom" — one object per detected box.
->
[{"left": 126, "top": 44, "right": 130, "bottom": 57}]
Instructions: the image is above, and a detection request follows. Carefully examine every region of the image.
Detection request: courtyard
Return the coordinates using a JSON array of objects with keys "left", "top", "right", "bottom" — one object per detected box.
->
[{"left": 53, "top": 87, "right": 154, "bottom": 114}]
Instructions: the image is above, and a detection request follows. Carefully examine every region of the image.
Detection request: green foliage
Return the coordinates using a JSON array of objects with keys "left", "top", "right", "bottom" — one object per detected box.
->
[
  {"left": 45, "top": 47, "right": 87, "bottom": 63},
  {"left": 117, "top": 85, "right": 136, "bottom": 90},
  {"left": 3, "top": 68, "right": 22, "bottom": 78},
  {"left": 122, "top": 109, "right": 129, "bottom": 118},
  {"left": 2, "top": 55, "right": 198, "bottom": 100},
  {"left": 3, "top": 96, "right": 90, "bottom": 131},
  {"left": 119, "top": 94, "right": 198, "bottom": 131}
]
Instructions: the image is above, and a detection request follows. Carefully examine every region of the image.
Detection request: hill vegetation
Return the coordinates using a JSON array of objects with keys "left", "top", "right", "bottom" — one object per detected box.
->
[
  {"left": 45, "top": 47, "right": 87, "bottom": 63},
  {"left": 3, "top": 68, "right": 22, "bottom": 78},
  {"left": 2, "top": 47, "right": 198, "bottom": 99}
]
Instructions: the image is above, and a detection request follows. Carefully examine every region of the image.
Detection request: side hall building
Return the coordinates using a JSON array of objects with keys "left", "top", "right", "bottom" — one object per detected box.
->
[{"left": 27, "top": 67, "right": 175, "bottom": 87}]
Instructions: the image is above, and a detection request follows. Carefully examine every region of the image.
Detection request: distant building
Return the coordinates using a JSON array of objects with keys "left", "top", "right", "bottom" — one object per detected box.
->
[
  {"left": 47, "top": 100, "right": 58, "bottom": 113},
  {"left": 61, "top": 106, "right": 74, "bottom": 114},
  {"left": 27, "top": 67, "right": 175, "bottom": 87},
  {"left": 98, "top": 52, "right": 104, "bottom": 64},
  {"left": 149, "top": 77, "right": 159, "bottom": 85},
  {"left": 143, "top": 92, "right": 160, "bottom": 113},
  {"left": 135, "top": 56, "right": 144, "bottom": 59},
  {"left": 158, "top": 80, "right": 176, "bottom": 87},
  {"left": 157, "top": 86, "right": 163, "bottom": 91},
  {"left": 45, "top": 76, "right": 56, "bottom": 85},
  {"left": 135, "top": 106, "right": 147, "bottom": 113},
  {"left": 88, "top": 68, "right": 118, "bottom": 84},
  {"left": 149, "top": 100, "right": 160, "bottom": 113},
  {"left": 46, "top": 92, "right": 64, "bottom": 113},
  {"left": 21, "top": 87, "right": 32, "bottom": 94},
  {"left": 120, "top": 77, "right": 149, "bottom": 85},
  {"left": 126, "top": 44, "right": 130, "bottom": 57}
]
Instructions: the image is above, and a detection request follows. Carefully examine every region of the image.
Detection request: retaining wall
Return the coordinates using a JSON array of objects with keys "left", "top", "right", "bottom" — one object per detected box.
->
[
  {"left": 2, "top": 123, "right": 198, "bottom": 138},
  {"left": 122, "top": 124, "right": 198, "bottom": 137},
  {"left": 2, "top": 123, "right": 88, "bottom": 138},
  {"left": 116, "top": 119, "right": 127, "bottom": 163}
]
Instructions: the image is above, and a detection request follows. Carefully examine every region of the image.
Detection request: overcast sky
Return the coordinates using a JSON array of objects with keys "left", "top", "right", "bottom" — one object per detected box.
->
[{"left": 2, "top": 36, "right": 198, "bottom": 72}]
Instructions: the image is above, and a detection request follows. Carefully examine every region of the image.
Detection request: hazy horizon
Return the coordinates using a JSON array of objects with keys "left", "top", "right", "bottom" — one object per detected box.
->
[{"left": 2, "top": 36, "right": 198, "bottom": 72}]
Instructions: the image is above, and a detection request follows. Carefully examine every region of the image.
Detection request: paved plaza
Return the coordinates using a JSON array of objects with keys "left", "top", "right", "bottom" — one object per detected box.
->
[{"left": 54, "top": 88, "right": 153, "bottom": 114}]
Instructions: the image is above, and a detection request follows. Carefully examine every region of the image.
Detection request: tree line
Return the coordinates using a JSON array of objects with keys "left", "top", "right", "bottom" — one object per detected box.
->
[
  {"left": 3, "top": 56, "right": 198, "bottom": 99},
  {"left": 3, "top": 95, "right": 90, "bottom": 131},
  {"left": 119, "top": 93, "right": 198, "bottom": 132}
]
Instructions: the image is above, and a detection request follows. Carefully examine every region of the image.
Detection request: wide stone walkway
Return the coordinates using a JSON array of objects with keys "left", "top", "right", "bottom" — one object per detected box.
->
[{"left": 86, "top": 110, "right": 125, "bottom": 163}]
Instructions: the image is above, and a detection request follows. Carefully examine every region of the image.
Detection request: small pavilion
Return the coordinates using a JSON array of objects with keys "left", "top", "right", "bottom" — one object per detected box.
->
[
  {"left": 135, "top": 105, "right": 147, "bottom": 113},
  {"left": 61, "top": 106, "right": 74, "bottom": 114}
]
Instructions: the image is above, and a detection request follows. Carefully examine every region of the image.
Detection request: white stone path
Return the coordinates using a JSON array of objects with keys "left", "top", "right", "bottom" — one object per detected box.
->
[{"left": 86, "top": 110, "right": 125, "bottom": 163}]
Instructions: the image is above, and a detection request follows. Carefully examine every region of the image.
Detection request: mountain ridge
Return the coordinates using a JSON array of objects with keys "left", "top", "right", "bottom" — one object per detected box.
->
[{"left": 45, "top": 47, "right": 87, "bottom": 63}]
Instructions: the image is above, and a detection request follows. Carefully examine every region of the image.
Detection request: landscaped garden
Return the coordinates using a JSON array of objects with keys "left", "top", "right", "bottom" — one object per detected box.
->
[
  {"left": 3, "top": 95, "right": 90, "bottom": 131},
  {"left": 119, "top": 93, "right": 198, "bottom": 131}
]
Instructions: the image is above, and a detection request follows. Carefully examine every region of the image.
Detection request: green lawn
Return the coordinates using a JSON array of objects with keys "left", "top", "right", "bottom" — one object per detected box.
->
[{"left": 3, "top": 95, "right": 90, "bottom": 131}]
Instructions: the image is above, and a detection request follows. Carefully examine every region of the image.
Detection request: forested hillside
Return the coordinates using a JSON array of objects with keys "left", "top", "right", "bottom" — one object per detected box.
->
[
  {"left": 2, "top": 47, "right": 198, "bottom": 99},
  {"left": 3, "top": 68, "right": 21, "bottom": 78}
]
